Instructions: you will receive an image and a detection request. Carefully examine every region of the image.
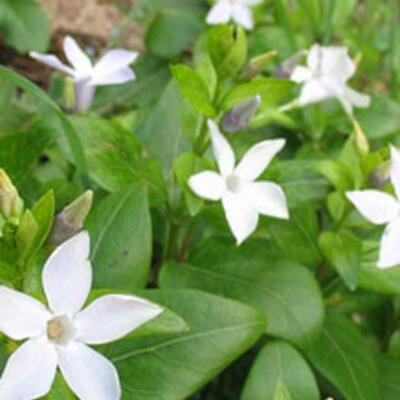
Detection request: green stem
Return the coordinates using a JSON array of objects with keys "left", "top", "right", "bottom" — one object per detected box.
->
[{"left": 390, "top": 0, "right": 399, "bottom": 99}]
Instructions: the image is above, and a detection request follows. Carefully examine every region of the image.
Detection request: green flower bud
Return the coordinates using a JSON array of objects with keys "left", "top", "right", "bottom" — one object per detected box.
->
[
  {"left": 0, "top": 169, "right": 23, "bottom": 223},
  {"left": 243, "top": 51, "right": 277, "bottom": 78},
  {"left": 48, "top": 190, "right": 93, "bottom": 246}
]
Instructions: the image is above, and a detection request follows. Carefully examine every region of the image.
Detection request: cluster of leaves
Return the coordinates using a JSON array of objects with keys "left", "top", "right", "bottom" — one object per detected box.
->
[{"left": 1, "top": 0, "right": 400, "bottom": 399}]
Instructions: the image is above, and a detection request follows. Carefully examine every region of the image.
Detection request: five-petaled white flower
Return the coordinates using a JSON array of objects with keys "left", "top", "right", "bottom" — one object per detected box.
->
[
  {"left": 346, "top": 146, "right": 400, "bottom": 268},
  {"left": 206, "top": 0, "right": 262, "bottom": 30},
  {"left": 0, "top": 231, "right": 163, "bottom": 400},
  {"left": 290, "top": 44, "right": 371, "bottom": 115},
  {"left": 30, "top": 36, "right": 138, "bottom": 112},
  {"left": 189, "top": 120, "right": 289, "bottom": 244}
]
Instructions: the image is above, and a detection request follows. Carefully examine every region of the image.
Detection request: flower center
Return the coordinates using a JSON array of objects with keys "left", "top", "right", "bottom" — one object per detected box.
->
[
  {"left": 47, "top": 315, "right": 76, "bottom": 345},
  {"left": 226, "top": 174, "right": 242, "bottom": 194}
]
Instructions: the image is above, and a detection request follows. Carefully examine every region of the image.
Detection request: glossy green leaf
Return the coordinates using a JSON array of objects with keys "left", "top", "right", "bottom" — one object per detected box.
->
[
  {"left": 306, "top": 313, "right": 380, "bottom": 400},
  {"left": 71, "top": 116, "right": 166, "bottom": 206},
  {"left": 138, "top": 80, "right": 190, "bottom": 175},
  {"left": 86, "top": 183, "right": 151, "bottom": 290},
  {"left": 0, "top": 66, "right": 89, "bottom": 187},
  {"left": 105, "top": 289, "right": 265, "bottom": 400},
  {"left": 241, "top": 341, "right": 319, "bottom": 400},
  {"left": 160, "top": 238, "right": 324, "bottom": 347},
  {"left": 171, "top": 65, "right": 215, "bottom": 116},
  {"left": 319, "top": 231, "right": 361, "bottom": 290},
  {"left": 0, "top": 123, "right": 51, "bottom": 185},
  {"left": 0, "top": 0, "right": 50, "bottom": 53}
]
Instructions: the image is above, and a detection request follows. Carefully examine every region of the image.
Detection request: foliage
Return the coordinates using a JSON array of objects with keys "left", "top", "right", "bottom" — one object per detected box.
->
[{"left": 0, "top": 0, "right": 400, "bottom": 399}]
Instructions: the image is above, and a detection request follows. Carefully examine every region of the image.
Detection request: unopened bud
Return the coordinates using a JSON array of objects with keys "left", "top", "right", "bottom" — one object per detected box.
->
[
  {"left": 63, "top": 76, "right": 76, "bottom": 111},
  {"left": 222, "top": 95, "right": 262, "bottom": 133},
  {"left": 0, "top": 169, "right": 23, "bottom": 223},
  {"left": 370, "top": 161, "right": 391, "bottom": 188},
  {"left": 243, "top": 51, "right": 277, "bottom": 78},
  {"left": 48, "top": 190, "right": 93, "bottom": 246},
  {"left": 352, "top": 118, "right": 369, "bottom": 156},
  {"left": 274, "top": 50, "right": 307, "bottom": 78}
]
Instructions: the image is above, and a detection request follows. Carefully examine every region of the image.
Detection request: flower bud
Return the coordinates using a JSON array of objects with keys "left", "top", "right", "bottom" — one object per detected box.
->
[
  {"left": 274, "top": 50, "right": 307, "bottom": 78},
  {"left": 0, "top": 169, "right": 23, "bottom": 223},
  {"left": 243, "top": 51, "right": 276, "bottom": 78},
  {"left": 369, "top": 161, "right": 391, "bottom": 188},
  {"left": 352, "top": 118, "right": 369, "bottom": 156},
  {"left": 222, "top": 95, "right": 262, "bottom": 133},
  {"left": 63, "top": 76, "right": 76, "bottom": 111},
  {"left": 48, "top": 190, "right": 93, "bottom": 246}
]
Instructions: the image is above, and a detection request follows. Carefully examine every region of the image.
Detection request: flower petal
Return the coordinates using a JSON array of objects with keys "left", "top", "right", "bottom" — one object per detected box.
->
[
  {"left": 235, "top": 139, "right": 285, "bottom": 181},
  {"left": 58, "top": 342, "right": 121, "bottom": 400},
  {"left": 91, "top": 66, "right": 135, "bottom": 86},
  {"left": 206, "top": 2, "right": 232, "bottom": 25},
  {"left": 0, "top": 337, "right": 57, "bottom": 400},
  {"left": 209, "top": 119, "right": 235, "bottom": 177},
  {"left": 75, "top": 294, "right": 163, "bottom": 345},
  {"left": 391, "top": 145, "right": 400, "bottom": 199},
  {"left": 222, "top": 192, "right": 259, "bottom": 245},
  {"left": 378, "top": 219, "right": 400, "bottom": 268},
  {"left": 74, "top": 81, "right": 96, "bottom": 112},
  {"left": 346, "top": 190, "right": 400, "bottom": 225},
  {"left": 239, "top": 0, "right": 262, "bottom": 5},
  {"left": 344, "top": 87, "right": 371, "bottom": 109},
  {"left": 91, "top": 50, "right": 138, "bottom": 85},
  {"left": 320, "top": 46, "right": 355, "bottom": 82},
  {"left": 232, "top": 4, "right": 254, "bottom": 30},
  {"left": 188, "top": 171, "right": 226, "bottom": 201},
  {"left": 29, "top": 52, "right": 74, "bottom": 76},
  {"left": 291, "top": 66, "right": 312, "bottom": 83},
  {"left": 242, "top": 181, "right": 289, "bottom": 219},
  {"left": 0, "top": 286, "right": 49, "bottom": 340},
  {"left": 307, "top": 44, "right": 321, "bottom": 71},
  {"left": 63, "top": 36, "right": 92, "bottom": 78},
  {"left": 298, "top": 79, "right": 332, "bottom": 105},
  {"left": 43, "top": 231, "right": 92, "bottom": 316}
]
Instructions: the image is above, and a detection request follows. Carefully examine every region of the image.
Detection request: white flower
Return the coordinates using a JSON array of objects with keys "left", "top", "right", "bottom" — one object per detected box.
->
[
  {"left": 189, "top": 120, "right": 289, "bottom": 244},
  {"left": 206, "top": 0, "right": 262, "bottom": 30},
  {"left": 290, "top": 44, "right": 371, "bottom": 115},
  {"left": 346, "top": 146, "right": 400, "bottom": 268},
  {"left": 0, "top": 231, "right": 163, "bottom": 400},
  {"left": 30, "top": 36, "right": 138, "bottom": 111}
]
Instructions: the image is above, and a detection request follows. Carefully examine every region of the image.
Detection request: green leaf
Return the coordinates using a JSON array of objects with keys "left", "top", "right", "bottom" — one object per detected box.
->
[
  {"left": 241, "top": 341, "right": 320, "bottom": 400},
  {"left": 29, "top": 189, "right": 55, "bottom": 254},
  {"left": 221, "top": 77, "right": 294, "bottom": 111},
  {"left": 105, "top": 289, "right": 265, "bottom": 400},
  {"left": 71, "top": 116, "right": 166, "bottom": 206},
  {"left": 171, "top": 65, "right": 215, "bottom": 116},
  {"left": 0, "top": 66, "right": 89, "bottom": 187},
  {"left": 146, "top": 4, "right": 204, "bottom": 58},
  {"left": 377, "top": 354, "right": 400, "bottom": 400},
  {"left": 138, "top": 80, "right": 190, "bottom": 175},
  {"left": 173, "top": 152, "right": 214, "bottom": 216},
  {"left": 306, "top": 313, "right": 380, "bottom": 400},
  {"left": 160, "top": 238, "right": 324, "bottom": 347},
  {"left": 356, "top": 95, "right": 400, "bottom": 140},
  {"left": 0, "top": 123, "right": 51, "bottom": 185},
  {"left": 16, "top": 210, "right": 39, "bottom": 264},
  {"left": 208, "top": 25, "right": 247, "bottom": 78},
  {"left": 86, "top": 183, "right": 152, "bottom": 290},
  {"left": 312, "top": 160, "right": 354, "bottom": 192},
  {"left": 265, "top": 206, "right": 323, "bottom": 269},
  {"left": 274, "top": 381, "right": 292, "bottom": 400},
  {"left": 319, "top": 231, "right": 361, "bottom": 291},
  {"left": 263, "top": 160, "right": 330, "bottom": 208},
  {"left": 0, "top": 0, "right": 50, "bottom": 53}
]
